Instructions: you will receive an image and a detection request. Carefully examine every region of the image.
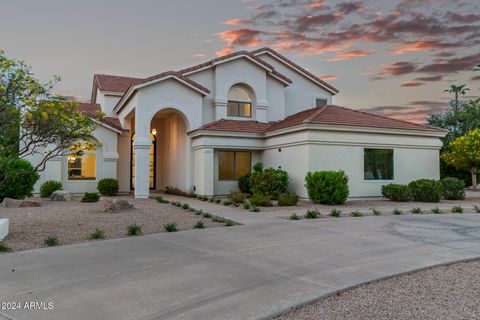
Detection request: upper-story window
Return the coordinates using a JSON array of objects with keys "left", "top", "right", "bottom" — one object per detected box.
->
[
  {"left": 227, "top": 85, "right": 252, "bottom": 118},
  {"left": 315, "top": 98, "right": 328, "bottom": 107}
]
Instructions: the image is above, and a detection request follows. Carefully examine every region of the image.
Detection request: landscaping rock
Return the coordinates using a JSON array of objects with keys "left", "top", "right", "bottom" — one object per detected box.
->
[
  {"left": 101, "top": 197, "right": 133, "bottom": 213},
  {"left": 50, "top": 190, "right": 72, "bottom": 201},
  {"left": 0, "top": 198, "right": 23, "bottom": 208},
  {"left": 19, "top": 200, "right": 41, "bottom": 207}
]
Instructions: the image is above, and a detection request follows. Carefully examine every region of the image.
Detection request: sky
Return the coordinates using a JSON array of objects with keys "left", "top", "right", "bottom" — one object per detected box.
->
[{"left": 1, "top": 0, "right": 479, "bottom": 123}]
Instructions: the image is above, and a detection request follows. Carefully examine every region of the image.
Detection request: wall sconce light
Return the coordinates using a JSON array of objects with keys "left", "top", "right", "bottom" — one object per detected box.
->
[
  {"left": 151, "top": 129, "right": 157, "bottom": 135},
  {"left": 278, "top": 148, "right": 282, "bottom": 152}
]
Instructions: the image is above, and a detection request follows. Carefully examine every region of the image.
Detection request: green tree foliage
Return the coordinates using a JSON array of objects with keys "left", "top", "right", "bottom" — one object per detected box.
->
[
  {"left": 0, "top": 158, "right": 39, "bottom": 200},
  {"left": 442, "top": 129, "right": 480, "bottom": 190},
  {"left": 444, "top": 84, "right": 470, "bottom": 105},
  {"left": 0, "top": 50, "right": 99, "bottom": 188},
  {"left": 305, "top": 170, "right": 349, "bottom": 205}
]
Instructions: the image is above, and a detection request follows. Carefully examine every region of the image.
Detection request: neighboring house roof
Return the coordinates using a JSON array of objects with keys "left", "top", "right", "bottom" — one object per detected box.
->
[
  {"left": 75, "top": 102, "right": 123, "bottom": 132},
  {"left": 190, "top": 105, "right": 446, "bottom": 135},
  {"left": 250, "top": 47, "right": 339, "bottom": 94},
  {"left": 91, "top": 74, "right": 143, "bottom": 103}
]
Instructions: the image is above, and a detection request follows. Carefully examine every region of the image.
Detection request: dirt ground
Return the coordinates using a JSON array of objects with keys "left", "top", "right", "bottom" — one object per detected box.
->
[{"left": 0, "top": 196, "right": 223, "bottom": 252}]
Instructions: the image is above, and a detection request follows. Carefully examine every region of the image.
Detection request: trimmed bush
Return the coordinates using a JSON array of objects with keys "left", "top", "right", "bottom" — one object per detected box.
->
[
  {"left": 97, "top": 178, "right": 119, "bottom": 196},
  {"left": 249, "top": 194, "right": 272, "bottom": 207},
  {"left": 408, "top": 179, "right": 443, "bottom": 203},
  {"left": 238, "top": 174, "right": 251, "bottom": 194},
  {"left": 164, "top": 222, "right": 178, "bottom": 232},
  {"left": 229, "top": 191, "right": 246, "bottom": 204},
  {"left": 40, "top": 180, "right": 62, "bottom": 198},
  {"left": 82, "top": 192, "right": 100, "bottom": 202},
  {"left": 194, "top": 221, "right": 205, "bottom": 229},
  {"left": 127, "top": 224, "right": 142, "bottom": 236},
  {"left": 304, "top": 170, "right": 349, "bottom": 205},
  {"left": 440, "top": 177, "right": 465, "bottom": 200},
  {"left": 0, "top": 159, "right": 39, "bottom": 201},
  {"left": 381, "top": 184, "right": 411, "bottom": 202},
  {"left": 250, "top": 167, "right": 289, "bottom": 199},
  {"left": 278, "top": 193, "right": 299, "bottom": 206}
]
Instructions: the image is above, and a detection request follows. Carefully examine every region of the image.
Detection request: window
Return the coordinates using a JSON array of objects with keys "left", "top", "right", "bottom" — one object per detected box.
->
[
  {"left": 219, "top": 151, "right": 252, "bottom": 180},
  {"left": 227, "top": 85, "right": 252, "bottom": 117},
  {"left": 315, "top": 98, "right": 328, "bottom": 107},
  {"left": 364, "top": 148, "right": 394, "bottom": 180},
  {"left": 67, "top": 142, "right": 97, "bottom": 180}
]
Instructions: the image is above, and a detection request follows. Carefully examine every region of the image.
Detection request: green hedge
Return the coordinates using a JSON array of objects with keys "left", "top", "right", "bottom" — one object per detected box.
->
[
  {"left": 97, "top": 178, "right": 119, "bottom": 196},
  {"left": 277, "top": 192, "right": 299, "bottom": 206},
  {"left": 408, "top": 179, "right": 443, "bottom": 202},
  {"left": 305, "top": 170, "right": 349, "bottom": 205},
  {"left": 381, "top": 184, "right": 412, "bottom": 202},
  {"left": 0, "top": 159, "right": 39, "bottom": 201},
  {"left": 440, "top": 177, "right": 465, "bottom": 200},
  {"left": 250, "top": 164, "right": 289, "bottom": 199},
  {"left": 40, "top": 180, "right": 62, "bottom": 198}
]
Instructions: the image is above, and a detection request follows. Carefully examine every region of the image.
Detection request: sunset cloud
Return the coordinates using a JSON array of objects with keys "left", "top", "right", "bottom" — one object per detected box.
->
[
  {"left": 318, "top": 74, "right": 338, "bottom": 80},
  {"left": 224, "top": 18, "right": 245, "bottom": 26},
  {"left": 401, "top": 81, "right": 425, "bottom": 87},
  {"left": 328, "top": 49, "right": 371, "bottom": 61}
]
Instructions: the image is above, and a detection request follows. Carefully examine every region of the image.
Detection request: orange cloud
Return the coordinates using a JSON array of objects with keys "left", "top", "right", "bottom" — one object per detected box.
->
[
  {"left": 391, "top": 41, "right": 456, "bottom": 55},
  {"left": 309, "top": 0, "right": 326, "bottom": 9},
  {"left": 224, "top": 18, "right": 244, "bottom": 26},
  {"left": 401, "top": 81, "right": 425, "bottom": 87},
  {"left": 318, "top": 74, "right": 338, "bottom": 80},
  {"left": 215, "top": 29, "right": 265, "bottom": 56},
  {"left": 328, "top": 50, "right": 371, "bottom": 61}
]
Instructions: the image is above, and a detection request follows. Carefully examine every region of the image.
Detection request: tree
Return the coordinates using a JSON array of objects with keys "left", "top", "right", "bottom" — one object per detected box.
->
[
  {"left": 441, "top": 129, "right": 480, "bottom": 191},
  {"left": 444, "top": 84, "right": 470, "bottom": 106},
  {"left": 0, "top": 50, "right": 99, "bottom": 189},
  {"left": 475, "top": 64, "right": 480, "bottom": 71}
]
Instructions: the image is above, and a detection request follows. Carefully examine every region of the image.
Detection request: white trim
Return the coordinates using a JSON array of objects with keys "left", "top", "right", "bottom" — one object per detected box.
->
[
  {"left": 312, "top": 95, "right": 329, "bottom": 108},
  {"left": 253, "top": 50, "right": 338, "bottom": 95},
  {"left": 100, "top": 90, "right": 125, "bottom": 97}
]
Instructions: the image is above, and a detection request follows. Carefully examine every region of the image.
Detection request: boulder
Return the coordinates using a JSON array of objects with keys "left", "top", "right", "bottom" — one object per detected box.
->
[
  {"left": 101, "top": 197, "right": 133, "bottom": 213},
  {"left": 19, "top": 200, "right": 42, "bottom": 207},
  {"left": 50, "top": 190, "right": 72, "bottom": 201},
  {"left": 0, "top": 198, "right": 23, "bottom": 208}
]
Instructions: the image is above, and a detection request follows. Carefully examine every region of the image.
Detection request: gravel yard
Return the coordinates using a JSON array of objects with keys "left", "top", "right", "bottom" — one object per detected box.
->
[
  {"left": 0, "top": 196, "right": 224, "bottom": 252},
  {"left": 277, "top": 259, "right": 480, "bottom": 320}
]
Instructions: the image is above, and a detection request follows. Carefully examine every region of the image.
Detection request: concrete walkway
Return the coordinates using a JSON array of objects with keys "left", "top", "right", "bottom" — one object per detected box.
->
[{"left": 1, "top": 202, "right": 480, "bottom": 319}]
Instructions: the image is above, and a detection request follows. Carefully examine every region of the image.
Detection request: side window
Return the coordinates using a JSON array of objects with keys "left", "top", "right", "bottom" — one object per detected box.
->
[
  {"left": 218, "top": 151, "right": 252, "bottom": 180},
  {"left": 227, "top": 85, "right": 252, "bottom": 118},
  {"left": 364, "top": 148, "right": 394, "bottom": 180},
  {"left": 68, "top": 142, "right": 97, "bottom": 180},
  {"left": 315, "top": 98, "right": 328, "bottom": 107}
]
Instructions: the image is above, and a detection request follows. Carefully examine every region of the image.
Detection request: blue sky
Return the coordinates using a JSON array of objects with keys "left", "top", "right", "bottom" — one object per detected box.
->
[{"left": 1, "top": 0, "right": 479, "bottom": 122}]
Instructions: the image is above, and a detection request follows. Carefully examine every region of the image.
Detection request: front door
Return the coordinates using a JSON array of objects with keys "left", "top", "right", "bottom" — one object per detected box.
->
[{"left": 131, "top": 132, "right": 156, "bottom": 190}]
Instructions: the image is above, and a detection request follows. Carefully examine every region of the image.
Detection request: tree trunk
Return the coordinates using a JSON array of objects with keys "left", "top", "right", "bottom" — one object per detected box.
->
[{"left": 472, "top": 166, "right": 478, "bottom": 191}]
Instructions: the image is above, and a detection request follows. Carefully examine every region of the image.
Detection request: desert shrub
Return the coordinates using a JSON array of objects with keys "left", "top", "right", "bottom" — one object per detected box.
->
[
  {"left": 153, "top": 196, "right": 169, "bottom": 204},
  {"left": 250, "top": 206, "right": 261, "bottom": 212},
  {"left": 165, "top": 186, "right": 188, "bottom": 197},
  {"left": 411, "top": 207, "right": 423, "bottom": 214},
  {"left": 82, "top": 192, "right": 100, "bottom": 202},
  {"left": 330, "top": 208, "right": 341, "bottom": 217},
  {"left": 440, "top": 177, "right": 465, "bottom": 200},
  {"left": 0, "top": 158, "right": 39, "bottom": 201},
  {"left": 408, "top": 179, "right": 443, "bottom": 203},
  {"left": 304, "top": 170, "right": 349, "bottom": 205},
  {"left": 43, "top": 234, "right": 59, "bottom": 246},
  {"left": 224, "top": 219, "right": 235, "bottom": 226},
  {"left": 214, "top": 199, "right": 221, "bottom": 204},
  {"left": 97, "top": 178, "right": 119, "bottom": 196},
  {"left": 431, "top": 207, "right": 442, "bottom": 214},
  {"left": 181, "top": 203, "right": 190, "bottom": 210},
  {"left": 229, "top": 192, "right": 245, "bottom": 204},
  {"left": 194, "top": 221, "right": 205, "bottom": 229},
  {"left": 249, "top": 194, "right": 272, "bottom": 207},
  {"left": 238, "top": 174, "right": 251, "bottom": 194},
  {"left": 0, "top": 241, "right": 9, "bottom": 252},
  {"left": 40, "top": 180, "right": 62, "bottom": 198},
  {"left": 305, "top": 209, "right": 320, "bottom": 219},
  {"left": 202, "top": 212, "right": 212, "bottom": 218},
  {"left": 164, "top": 222, "right": 178, "bottom": 232},
  {"left": 223, "top": 200, "right": 233, "bottom": 206},
  {"left": 250, "top": 167, "right": 289, "bottom": 199},
  {"left": 243, "top": 202, "right": 251, "bottom": 210},
  {"left": 127, "top": 224, "right": 142, "bottom": 236},
  {"left": 393, "top": 209, "right": 403, "bottom": 215},
  {"left": 381, "top": 184, "right": 411, "bottom": 202},
  {"left": 474, "top": 205, "right": 480, "bottom": 213},
  {"left": 88, "top": 228, "right": 105, "bottom": 240},
  {"left": 277, "top": 193, "right": 299, "bottom": 206},
  {"left": 350, "top": 210, "right": 363, "bottom": 217},
  {"left": 289, "top": 213, "right": 301, "bottom": 220},
  {"left": 451, "top": 205, "right": 464, "bottom": 213},
  {"left": 372, "top": 208, "right": 381, "bottom": 216}
]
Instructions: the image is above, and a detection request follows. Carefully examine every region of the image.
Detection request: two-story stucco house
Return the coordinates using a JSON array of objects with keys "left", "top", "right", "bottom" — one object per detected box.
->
[{"left": 29, "top": 47, "right": 447, "bottom": 199}]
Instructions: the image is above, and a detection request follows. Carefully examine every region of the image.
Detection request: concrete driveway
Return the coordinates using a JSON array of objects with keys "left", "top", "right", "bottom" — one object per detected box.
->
[{"left": 1, "top": 210, "right": 480, "bottom": 320}]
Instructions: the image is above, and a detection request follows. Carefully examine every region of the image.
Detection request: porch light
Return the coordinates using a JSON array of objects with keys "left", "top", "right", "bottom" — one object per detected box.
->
[{"left": 151, "top": 129, "right": 157, "bottom": 136}]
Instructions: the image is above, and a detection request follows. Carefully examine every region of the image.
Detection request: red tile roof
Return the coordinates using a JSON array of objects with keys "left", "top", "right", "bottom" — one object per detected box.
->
[
  {"left": 191, "top": 105, "right": 446, "bottom": 134},
  {"left": 75, "top": 103, "right": 123, "bottom": 131},
  {"left": 94, "top": 74, "right": 143, "bottom": 92},
  {"left": 250, "top": 47, "right": 339, "bottom": 94}
]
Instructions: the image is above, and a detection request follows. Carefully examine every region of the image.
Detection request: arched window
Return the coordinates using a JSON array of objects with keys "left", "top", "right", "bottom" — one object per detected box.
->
[
  {"left": 67, "top": 141, "right": 97, "bottom": 180},
  {"left": 131, "top": 132, "right": 156, "bottom": 190},
  {"left": 227, "top": 85, "right": 252, "bottom": 118}
]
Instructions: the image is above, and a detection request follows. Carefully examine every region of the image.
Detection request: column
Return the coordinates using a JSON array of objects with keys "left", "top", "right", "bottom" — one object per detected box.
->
[{"left": 133, "top": 138, "right": 151, "bottom": 199}]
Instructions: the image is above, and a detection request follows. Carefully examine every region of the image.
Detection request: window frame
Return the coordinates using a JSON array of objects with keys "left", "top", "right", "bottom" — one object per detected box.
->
[
  {"left": 218, "top": 150, "right": 252, "bottom": 181},
  {"left": 67, "top": 145, "right": 98, "bottom": 181},
  {"left": 312, "top": 95, "right": 329, "bottom": 108},
  {"left": 227, "top": 86, "right": 253, "bottom": 118},
  {"left": 363, "top": 148, "right": 395, "bottom": 181}
]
